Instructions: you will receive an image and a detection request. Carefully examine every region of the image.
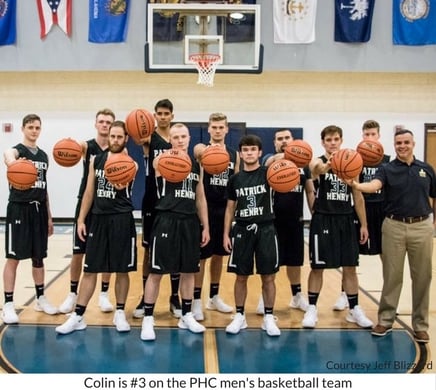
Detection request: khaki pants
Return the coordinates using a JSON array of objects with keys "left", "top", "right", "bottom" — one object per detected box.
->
[{"left": 379, "top": 217, "right": 433, "bottom": 331}]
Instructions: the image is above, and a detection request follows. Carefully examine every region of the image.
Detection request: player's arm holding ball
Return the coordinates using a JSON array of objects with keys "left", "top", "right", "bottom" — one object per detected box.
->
[
  {"left": 3, "top": 147, "right": 19, "bottom": 166},
  {"left": 309, "top": 155, "right": 331, "bottom": 179},
  {"left": 76, "top": 156, "right": 96, "bottom": 241}
]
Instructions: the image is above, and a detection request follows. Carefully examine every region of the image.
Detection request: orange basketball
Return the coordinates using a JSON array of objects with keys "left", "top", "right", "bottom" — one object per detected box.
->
[
  {"left": 157, "top": 149, "right": 192, "bottom": 183},
  {"left": 330, "top": 148, "right": 363, "bottom": 180},
  {"left": 267, "top": 159, "right": 300, "bottom": 193},
  {"left": 356, "top": 139, "right": 384, "bottom": 167},
  {"left": 7, "top": 159, "right": 38, "bottom": 190},
  {"left": 52, "top": 138, "right": 82, "bottom": 167},
  {"left": 104, "top": 153, "right": 137, "bottom": 185},
  {"left": 125, "top": 108, "right": 155, "bottom": 143},
  {"left": 201, "top": 145, "right": 230, "bottom": 175},
  {"left": 284, "top": 139, "right": 313, "bottom": 168}
]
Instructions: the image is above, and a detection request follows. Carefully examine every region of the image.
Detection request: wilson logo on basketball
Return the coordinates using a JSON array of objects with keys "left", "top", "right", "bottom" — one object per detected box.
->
[
  {"left": 55, "top": 151, "right": 79, "bottom": 158},
  {"left": 106, "top": 165, "right": 128, "bottom": 174},
  {"left": 288, "top": 147, "right": 310, "bottom": 158},
  {"left": 162, "top": 160, "right": 188, "bottom": 169}
]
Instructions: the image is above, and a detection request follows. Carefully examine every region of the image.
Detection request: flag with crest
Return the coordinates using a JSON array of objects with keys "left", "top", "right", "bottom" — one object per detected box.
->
[
  {"left": 334, "top": 0, "right": 375, "bottom": 43},
  {"left": 273, "top": 0, "right": 318, "bottom": 44},
  {"left": 89, "top": 0, "right": 130, "bottom": 43},
  {"left": 37, "top": 0, "right": 72, "bottom": 38},
  {"left": 393, "top": 0, "right": 436, "bottom": 45},
  {"left": 0, "top": 0, "right": 16, "bottom": 45}
]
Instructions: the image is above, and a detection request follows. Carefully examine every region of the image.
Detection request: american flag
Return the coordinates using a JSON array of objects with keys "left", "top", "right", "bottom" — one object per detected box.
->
[{"left": 36, "top": 0, "right": 72, "bottom": 38}]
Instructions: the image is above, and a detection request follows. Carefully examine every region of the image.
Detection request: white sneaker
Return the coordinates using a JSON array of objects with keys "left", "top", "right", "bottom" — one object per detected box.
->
[
  {"left": 1, "top": 302, "right": 19, "bottom": 324},
  {"left": 302, "top": 304, "right": 318, "bottom": 328},
  {"left": 290, "top": 293, "right": 309, "bottom": 312},
  {"left": 346, "top": 305, "right": 374, "bottom": 328},
  {"left": 192, "top": 299, "right": 204, "bottom": 321},
  {"left": 262, "top": 314, "right": 281, "bottom": 336},
  {"left": 169, "top": 297, "right": 182, "bottom": 318},
  {"left": 34, "top": 295, "right": 58, "bottom": 315},
  {"left": 226, "top": 313, "right": 248, "bottom": 334},
  {"left": 99, "top": 292, "right": 114, "bottom": 312},
  {"left": 333, "top": 292, "right": 349, "bottom": 311},
  {"left": 59, "top": 292, "right": 77, "bottom": 314},
  {"left": 55, "top": 312, "right": 87, "bottom": 334},
  {"left": 140, "top": 316, "right": 155, "bottom": 341},
  {"left": 133, "top": 298, "right": 144, "bottom": 318},
  {"left": 256, "top": 296, "right": 264, "bottom": 315},
  {"left": 178, "top": 312, "right": 206, "bottom": 333},
  {"left": 206, "top": 295, "right": 233, "bottom": 313},
  {"left": 113, "top": 309, "right": 131, "bottom": 332}
]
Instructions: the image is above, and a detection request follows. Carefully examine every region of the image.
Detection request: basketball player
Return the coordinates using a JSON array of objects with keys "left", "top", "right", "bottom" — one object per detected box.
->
[
  {"left": 302, "top": 125, "right": 373, "bottom": 329},
  {"left": 224, "top": 134, "right": 281, "bottom": 337},
  {"left": 256, "top": 129, "right": 315, "bottom": 315},
  {"left": 2, "top": 114, "right": 58, "bottom": 324},
  {"left": 56, "top": 121, "right": 138, "bottom": 334},
  {"left": 59, "top": 108, "right": 115, "bottom": 314},
  {"left": 140, "top": 123, "right": 209, "bottom": 341},
  {"left": 333, "top": 120, "right": 390, "bottom": 312},
  {"left": 132, "top": 98, "right": 182, "bottom": 319},
  {"left": 191, "top": 112, "right": 239, "bottom": 321}
]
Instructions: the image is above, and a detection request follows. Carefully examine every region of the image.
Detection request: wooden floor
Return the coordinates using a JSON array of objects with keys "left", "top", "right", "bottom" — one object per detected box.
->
[{"left": 0, "top": 227, "right": 435, "bottom": 373}]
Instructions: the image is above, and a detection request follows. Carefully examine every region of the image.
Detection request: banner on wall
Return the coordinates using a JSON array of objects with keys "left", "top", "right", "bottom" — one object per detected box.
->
[
  {"left": 393, "top": 0, "right": 436, "bottom": 45},
  {"left": 334, "top": 0, "right": 375, "bottom": 43},
  {"left": 89, "top": 0, "right": 130, "bottom": 43},
  {"left": 0, "top": 0, "right": 16, "bottom": 45},
  {"left": 37, "top": 0, "right": 72, "bottom": 38},
  {"left": 273, "top": 0, "right": 318, "bottom": 44}
]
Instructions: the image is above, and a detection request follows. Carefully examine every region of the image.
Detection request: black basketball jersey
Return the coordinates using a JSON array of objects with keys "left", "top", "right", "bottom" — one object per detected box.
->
[
  {"left": 273, "top": 166, "right": 310, "bottom": 218},
  {"left": 155, "top": 156, "right": 201, "bottom": 215},
  {"left": 313, "top": 155, "right": 353, "bottom": 215},
  {"left": 359, "top": 154, "right": 390, "bottom": 203},
  {"left": 203, "top": 146, "right": 237, "bottom": 206},
  {"left": 145, "top": 132, "right": 172, "bottom": 197},
  {"left": 8, "top": 143, "right": 48, "bottom": 203},
  {"left": 77, "top": 139, "right": 107, "bottom": 199},
  {"left": 91, "top": 151, "right": 134, "bottom": 215},
  {"left": 227, "top": 166, "right": 274, "bottom": 224}
]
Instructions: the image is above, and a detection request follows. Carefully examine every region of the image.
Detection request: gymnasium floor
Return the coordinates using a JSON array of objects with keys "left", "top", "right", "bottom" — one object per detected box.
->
[{"left": 0, "top": 224, "right": 434, "bottom": 374}]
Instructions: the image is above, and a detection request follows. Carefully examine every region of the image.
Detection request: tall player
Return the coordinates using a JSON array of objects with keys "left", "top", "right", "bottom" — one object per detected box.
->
[
  {"left": 133, "top": 99, "right": 182, "bottom": 319},
  {"left": 59, "top": 109, "right": 115, "bottom": 314},
  {"left": 302, "top": 125, "right": 373, "bottom": 329},
  {"left": 256, "top": 129, "right": 314, "bottom": 315},
  {"left": 2, "top": 114, "right": 58, "bottom": 324},
  {"left": 191, "top": 113, "right": 239, "bottom": 321},
  {"left": 333, "top": 120, "right": 390, "bottom": 312}
]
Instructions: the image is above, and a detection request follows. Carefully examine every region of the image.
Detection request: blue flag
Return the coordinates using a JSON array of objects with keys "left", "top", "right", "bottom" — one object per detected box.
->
[
  {"left": 393, "top": 0, "right": 436, "bottom": 45},
  {"left": 0, "top": 0, "right": 16, "bottom": 46},
  {"left": 89, "top": 0, "right": 130, "bottom": 43},
  {"left": 334, "top": 0, "right": 375, "bottom": 43}
]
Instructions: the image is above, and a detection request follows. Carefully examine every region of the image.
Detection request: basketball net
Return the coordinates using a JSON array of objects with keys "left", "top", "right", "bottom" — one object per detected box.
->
[{"left": 189, "top": 53, "right": 221, "bottom": 87}]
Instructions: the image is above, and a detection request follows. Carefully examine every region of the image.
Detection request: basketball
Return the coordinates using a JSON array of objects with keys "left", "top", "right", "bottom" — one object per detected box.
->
[
  {"left": 125, "top": 108, "right": 155, "bottom": 143},
  {"left": 52, "top": 138, "right": 82, "bottom": 167},
  {"left": 157, "top": 149, "right": 192, "bottom": 183},
  {"left": 356, "top": 139, "right": 384, "bottom": 167},
  {"left": 284, "top": 139, "right": 313, "bottom": 167},
  {"left": 104, "top": 153, "right": 137, "bottom": 186},
  {"left": 7, "top": 159, "right": 38, "bottom": 190},
  {"left": 330, "top": 148, "right": 363, "bottom": 180},
  {"left": 201, "top": 145, "right": 230, "bottom": 175},
  {"left": 267, "top": 159, "right": 300, "bottom": 193}
]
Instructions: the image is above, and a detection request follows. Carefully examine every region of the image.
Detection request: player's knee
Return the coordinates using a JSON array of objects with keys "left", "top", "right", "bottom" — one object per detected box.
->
[{"left": 32, "top": 258, "right": 44, "bottom": 268}]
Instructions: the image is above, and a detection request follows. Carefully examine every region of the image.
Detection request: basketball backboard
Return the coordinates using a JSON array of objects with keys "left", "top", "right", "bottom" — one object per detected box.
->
[{"left": 145, "top": 3, "right": 263, "bottom": 73}]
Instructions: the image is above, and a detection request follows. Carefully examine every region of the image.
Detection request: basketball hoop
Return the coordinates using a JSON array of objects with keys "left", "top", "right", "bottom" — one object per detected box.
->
[{"left": 189, "top": 53, "right": 221, "bottom": 87}]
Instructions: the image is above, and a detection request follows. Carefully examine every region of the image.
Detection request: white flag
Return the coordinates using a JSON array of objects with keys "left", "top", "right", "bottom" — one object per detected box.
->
[{"left": 273, "top": 0, "right": 318, "bottom": 44}]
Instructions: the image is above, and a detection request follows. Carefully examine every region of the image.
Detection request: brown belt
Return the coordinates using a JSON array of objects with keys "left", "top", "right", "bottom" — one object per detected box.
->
[{"left": 388, "top": 215, "right": 429, "bottom": 224}]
